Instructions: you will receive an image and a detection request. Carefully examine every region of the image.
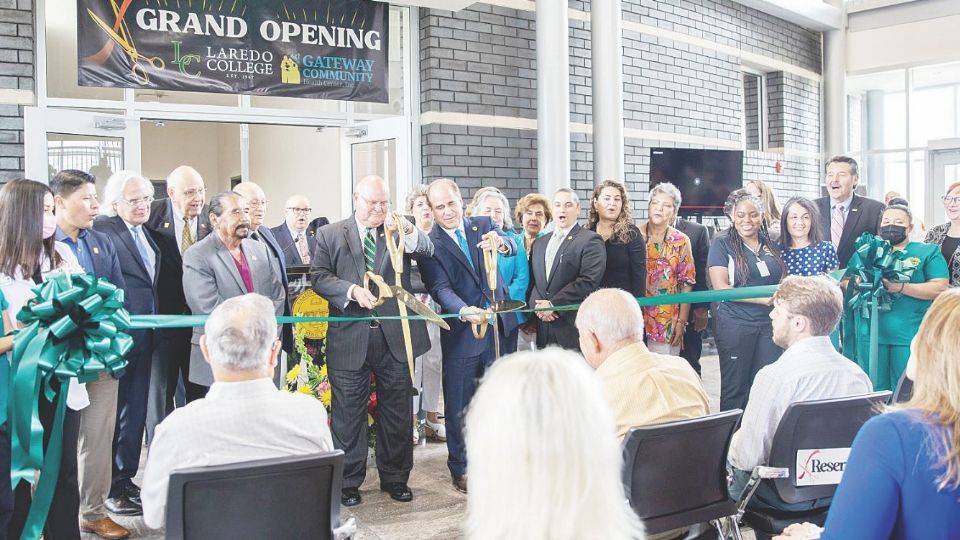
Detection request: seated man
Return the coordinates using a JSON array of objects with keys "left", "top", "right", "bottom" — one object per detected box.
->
[
  {"left": 576, "top": 288, "right": 709, "bottom": 440},
  {"left": 728, "top": 275, "right": 873, "bottom": 511},
  {"left": 141, "top": 294, "right": 334, "bottom": 529}
]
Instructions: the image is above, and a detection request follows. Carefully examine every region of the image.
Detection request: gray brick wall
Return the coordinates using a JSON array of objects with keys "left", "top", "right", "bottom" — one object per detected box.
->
[
  {"left": 0, "top": 0, "right": 32, "bottom": 181},
  {"left": 767, "top": 71, "right": 820, "bottom": 153}
]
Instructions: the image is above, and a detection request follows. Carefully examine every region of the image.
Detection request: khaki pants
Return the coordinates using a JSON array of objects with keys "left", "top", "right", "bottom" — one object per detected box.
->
[{"left": 78, "top": 373, "right": 119, "bottom": 521}]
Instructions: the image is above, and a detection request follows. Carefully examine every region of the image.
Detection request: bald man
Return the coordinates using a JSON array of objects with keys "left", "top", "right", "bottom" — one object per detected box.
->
[
  {"left": 310, "top": 175, "right": 433, "bottom": 507},
  {"left": 272, "top": 194, "right": 318, "bottom": 267},
  {"left": 576, "top": 288, "right": 708, "bottom": 441},
  {"left": 145, "top": 166, "right": 212, "bottom": 437},
  {"left": 234, "top": 182, "right": 292, "bottom": 356}
]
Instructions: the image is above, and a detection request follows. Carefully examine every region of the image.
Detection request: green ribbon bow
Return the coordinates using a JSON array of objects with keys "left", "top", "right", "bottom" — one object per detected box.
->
[
  {"left": 841, "top": 233, "right": 917, "bottom": 385},
  {"left": 8, "top": 271, "right": 133, "bottom": 540}
]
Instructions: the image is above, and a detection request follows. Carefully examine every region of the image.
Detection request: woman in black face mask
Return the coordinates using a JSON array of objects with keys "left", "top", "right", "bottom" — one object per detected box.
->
[{"left": 870, "top": 204, "right": 949, "bottom": 391}]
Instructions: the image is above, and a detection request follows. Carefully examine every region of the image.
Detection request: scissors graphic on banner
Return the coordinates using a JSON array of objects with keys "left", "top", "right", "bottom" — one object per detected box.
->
[{"left": 87, "top": 1, "right": 165, "bottom": 84}]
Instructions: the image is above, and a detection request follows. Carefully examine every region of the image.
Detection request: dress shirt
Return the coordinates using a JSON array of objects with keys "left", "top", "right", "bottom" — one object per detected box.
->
[
  {"left": 54, "top": 227, "right": 94, "bottom": 274},
  {"left": 171, "top": 204, "right": 198, "bottom": 255},
  {"left": 830, "top": 192, "right": 854, "bottom": 222},
  {"left": 286, "top": 223, "right": 308, "bottom": 246},
  {"left": 344, "top": 215, "right": 420, "bottom": 308},
  {"left": 595, "top": 342, "right": 709, "bottom": 440},
  {"left": 728, "top": 335, "right": 873, "bottom": 471},
  {"left": 124, "top": 220, "right": 156, "bottom": 279},
  {"left": 141, "top": 377, "right": 334, "bottom": 528}
]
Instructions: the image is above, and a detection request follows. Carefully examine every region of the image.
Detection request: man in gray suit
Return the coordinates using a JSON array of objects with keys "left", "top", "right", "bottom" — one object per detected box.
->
[
  {"left": 528, "top": 188, "right": 606, "bottom": 351},
  {"left": 310, "top": 175, "right": 433, "bottom": 507},
  {"left": 183, "top": 191, "right": 285, "bottom": 390}
]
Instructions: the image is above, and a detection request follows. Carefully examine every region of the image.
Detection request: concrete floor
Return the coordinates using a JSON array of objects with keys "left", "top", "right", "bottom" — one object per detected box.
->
[{"left": 83, "top": 351, "right": 756, "bottom": 540}]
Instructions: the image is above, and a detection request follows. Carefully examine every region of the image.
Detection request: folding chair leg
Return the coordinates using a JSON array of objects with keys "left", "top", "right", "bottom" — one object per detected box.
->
[{"left": 711, "top": 516, "right": 743, "bottom": 540}]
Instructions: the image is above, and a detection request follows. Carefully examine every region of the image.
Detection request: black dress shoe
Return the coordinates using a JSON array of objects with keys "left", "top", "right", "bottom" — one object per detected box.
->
[
  {"left": 380, "top": 482, "right": 413, "bottom": 502},
  {"left": 124, "top": 484, "right": 142, "bottom": 506},
  {"left": 452, "top": 475, "right": 468, "bottom": 494},
  {"left": 341, "top": 487, "right": 362, "bottom": 507},
  {"left": 105, "top": 494, "right": 143, "bottom": 516}
]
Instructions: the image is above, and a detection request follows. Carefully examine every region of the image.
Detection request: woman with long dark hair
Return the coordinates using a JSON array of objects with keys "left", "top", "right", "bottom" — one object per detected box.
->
[
  {"left": 586, "top": 180, "right": 645, "bottom": 299},
  {"left": 708, "top": 189, "right": 786, "bottom": 411},
  {"left": 0, "top": 179, "right": 86, "bottom": 539},
  {"left": 779, "top": 197, "right": 839, "bottom": 276}
]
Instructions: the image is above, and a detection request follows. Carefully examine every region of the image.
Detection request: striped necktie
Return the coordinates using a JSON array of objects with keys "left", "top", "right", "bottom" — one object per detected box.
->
[
  {"left": 363, "top": 229, "right": 376, "bottom": 272},
  {"left": 181, "top": 216, "right": 194, "bottom": 252}
]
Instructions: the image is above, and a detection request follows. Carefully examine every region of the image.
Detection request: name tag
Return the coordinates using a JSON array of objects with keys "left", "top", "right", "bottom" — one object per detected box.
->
[{"left": 756, "top": 260, "right": 770, "bottom": 277}]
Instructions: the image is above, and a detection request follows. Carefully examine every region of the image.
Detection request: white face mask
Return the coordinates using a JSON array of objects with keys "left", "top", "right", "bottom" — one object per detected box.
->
[{"left": 42, "top": 214, "right": 57, "bottom": 239}]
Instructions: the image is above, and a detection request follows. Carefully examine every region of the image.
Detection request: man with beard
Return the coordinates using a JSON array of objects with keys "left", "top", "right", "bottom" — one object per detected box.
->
[
  {"left": 182, "top": 192, "right": 285, "bottom": 392},
  {"left": 727, "top": 275, "right": 871, "bottom": 511}
]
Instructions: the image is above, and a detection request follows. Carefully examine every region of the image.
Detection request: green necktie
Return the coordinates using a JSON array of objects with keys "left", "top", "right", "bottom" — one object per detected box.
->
[{"left": 364, "top": 229, "right": 376, "bottom": 272}]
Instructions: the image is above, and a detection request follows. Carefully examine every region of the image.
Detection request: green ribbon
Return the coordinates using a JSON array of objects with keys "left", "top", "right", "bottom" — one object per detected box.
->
[
  {"left": 125, "top": 284, "right": 781, "bottom": 329},
  {"left": 841, "top": 233, "right": 918, "bottom": 385},
  {"left": 8, "top": 271, "right": 132, "bottom": 540}
]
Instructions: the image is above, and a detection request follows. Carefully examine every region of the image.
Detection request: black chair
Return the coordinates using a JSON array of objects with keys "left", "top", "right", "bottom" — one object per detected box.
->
[
  {"left": 165, "top": 451, "right": 349, "bottom": 540},
  {"left": 622, "top": 410, "right": 744, "bottom": 539},
  {"left": 737, "top": 392, "right": 891, "bottom": 540},
  {"left": 891, "top": 373, "right": 914, "bottom": 404}
]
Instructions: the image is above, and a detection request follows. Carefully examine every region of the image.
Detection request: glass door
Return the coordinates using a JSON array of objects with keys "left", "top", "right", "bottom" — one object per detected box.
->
[
  {"left": 24, "top": 107, "right": 140, "bottom": 189},
  {"left": 340, "top": 116, "right": 411, "bottom": 217},
  {"left": 927, "top": 145, "right": 960, "bottom": 224}
]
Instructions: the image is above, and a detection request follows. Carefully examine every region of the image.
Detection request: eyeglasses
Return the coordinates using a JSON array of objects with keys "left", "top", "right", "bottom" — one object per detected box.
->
[
  {"left": 181, "top": 188, "right": 206, "bottom": 199},
  {"left": 286, "top": 207, "right": 312, "bottom": 214},
  {"left": 942, "top": 195, "right": 960, "bottom": 206},
  {"left": 358, "top": 194, "right": 390, "bottom": 210},
  {"left": 122, "top": 195, "right": 154, "bottom": 207},
  {"left": 247, "top": 199, "right": 267, "bottom": 208}
]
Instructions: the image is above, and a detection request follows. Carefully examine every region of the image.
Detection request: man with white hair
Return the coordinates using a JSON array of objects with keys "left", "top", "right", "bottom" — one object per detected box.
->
[
  {"left": 93, "top": 171, "right": 161, "bottom": 517},
  {"left": 140, "top": 294, "right": 334, "bottom": 529},
  {"left": 576, "top": 288, "right": 708, "bottom": 440}
]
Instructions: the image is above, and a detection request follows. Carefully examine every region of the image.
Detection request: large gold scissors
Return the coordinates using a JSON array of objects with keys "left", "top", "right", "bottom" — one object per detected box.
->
[
  {"left": 471, "top": 236, "right": 525, "bottom": 360},
  {"left": 87, "top": 5, "right": 165, "bottom": 84}
]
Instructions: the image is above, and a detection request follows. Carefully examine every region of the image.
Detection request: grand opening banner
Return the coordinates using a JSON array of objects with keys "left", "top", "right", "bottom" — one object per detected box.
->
[{"left": 77, "top": 0, "right": 389, "bottom": 103}]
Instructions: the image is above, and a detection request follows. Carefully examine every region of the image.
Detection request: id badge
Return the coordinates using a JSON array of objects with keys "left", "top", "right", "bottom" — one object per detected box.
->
[{"left": 756, "top": 260, "right": 771, "bottom": 277}]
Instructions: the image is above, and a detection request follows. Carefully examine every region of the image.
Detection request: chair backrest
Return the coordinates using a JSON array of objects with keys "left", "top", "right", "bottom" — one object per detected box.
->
[
  {"left": 165, "top": 450, "right": 344, "bottom": 540},
  {"left": 892, "top": 373, "right": 914, "bottom": 404},
  {"left": 767, "top": 392, "right": 890, "bottom": 504},
  {"left": 622, "top": 410, "right": 742, "bottom": 534}
]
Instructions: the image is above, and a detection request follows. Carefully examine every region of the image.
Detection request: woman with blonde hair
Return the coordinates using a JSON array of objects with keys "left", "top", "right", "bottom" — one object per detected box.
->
[
  {"left": 779, "top": 289, "right": 960, "bottom": 540},
  {"left": 465, "top": 349, "right": 645, "bottom": 540},
  {"left": 586, "top": 180, "right": 646, "bottom": 299}
]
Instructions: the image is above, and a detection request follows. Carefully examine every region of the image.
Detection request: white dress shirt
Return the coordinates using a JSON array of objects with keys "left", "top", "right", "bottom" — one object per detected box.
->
[
  {"left": 0, "top": 242, "right": 89, "bottom": 410},
  {"left": 141, "top": 378, "right": 334, "bottom": 528},
  {"left": 728, "top": 336, "right": 873, "bottom": 471}
]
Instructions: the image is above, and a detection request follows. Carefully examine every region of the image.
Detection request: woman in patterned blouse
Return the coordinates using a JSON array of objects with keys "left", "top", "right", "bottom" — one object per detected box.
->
[
  {"left": 640, "top": 182, "right": 696, "bottom": 356},
  {"left": 924, "top": 181, "right": 960, "bottom": 287},
  {"left": 779, "top": 196, "right": 839, "bottom": 277}
]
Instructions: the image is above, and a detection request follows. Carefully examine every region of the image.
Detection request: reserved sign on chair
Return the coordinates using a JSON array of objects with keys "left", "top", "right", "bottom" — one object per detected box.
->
[{"left": 796, "top": 448, "right": 852, "bottom": 486}]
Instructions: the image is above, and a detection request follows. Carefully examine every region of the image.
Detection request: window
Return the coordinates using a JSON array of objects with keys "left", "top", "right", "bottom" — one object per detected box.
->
[{"left": 743, "top": 72, "right": 767, "bottom": 151}]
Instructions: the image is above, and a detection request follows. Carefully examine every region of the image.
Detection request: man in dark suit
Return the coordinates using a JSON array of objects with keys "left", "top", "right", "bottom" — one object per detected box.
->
[
  {"left": 145, "top": 165, "right": 211, "bottom": 441},
  {"left": 93, "top": 172, "right": 161, "bottom": 517},
  {"left": 675, "top": 217, "right": 710, "bottom": 375},
  {"left": 51, "top": 170, "right": 130, "bottom": 539},
  {"left": 272, "top": 194, "right": 318, "bottom": 266},
  {"left": 528, "top": 188, "right": 606, "bottom": 351},
  {"left": 310, "top": 176, "right": 434, "bottom": 507},
  {"left": 815, "top": 156, "right": 885, "bottom": 268},
  {"left": 234, "top": 182, "right": 293, "bottom": 357},
  {"left": 418, "top": 178, "right": 516, "bottom": 494}
]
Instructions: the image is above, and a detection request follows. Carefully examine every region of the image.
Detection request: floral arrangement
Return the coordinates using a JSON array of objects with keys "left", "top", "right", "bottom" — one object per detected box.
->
[{"left": 286, "top": 327, "right": 378, "bottom": 447}]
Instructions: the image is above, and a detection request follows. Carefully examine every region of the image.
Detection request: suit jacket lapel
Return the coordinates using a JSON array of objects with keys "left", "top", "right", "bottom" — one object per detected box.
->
[
  {"left": 840, "top": 195, "right": 864, "bottom": 248},
  {"left": 114, "top": 219, "right": 152, "bottom": 283},
  {"left": 817, "top": 198, "right": 831, "bottom": 242},
  {"left": 464, "top": 218, "right": 485, "bottom": 277},
  {"left": 532, "top": 236, "right": 548, "bottom": 296},
  {"left": 344, "top": 218, "right": 366, "bottom": 282},
  {"left": 434, "top": 226, "right": 480, "bottom": 283},
  {"left": 216, "top": 239, "right": 246, "bottom": 292},
  {"left": 547, "top": 224, "right": 580, "bottom": 287},
  {"left": 86, "top": 233, "right": 104, "bottom": 277},
  {"left": 374, "top": 225, "right": 390, "bottom": 275}
]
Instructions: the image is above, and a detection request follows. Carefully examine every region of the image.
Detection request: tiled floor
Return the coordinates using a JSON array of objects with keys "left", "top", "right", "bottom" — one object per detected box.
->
[{"left": 85, "top": 351, "right": 755, "bottom": 539}]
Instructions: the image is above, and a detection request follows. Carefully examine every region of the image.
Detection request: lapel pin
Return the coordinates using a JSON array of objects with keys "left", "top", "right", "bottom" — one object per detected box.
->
[
  {"left": 93, "top": 247, "right": 100, "bottom": 255},
  {"left": 472, "top": 226, "right": 478, "bottom": 231},
  {"left": 567, "top": 236, "right": 573, "bottom": 240},
  {"left": 251, "top": 255, "right": 258, "bottom": 261},
  {"left": 163, "top": 222, "right": 170, "bottom": 229}
]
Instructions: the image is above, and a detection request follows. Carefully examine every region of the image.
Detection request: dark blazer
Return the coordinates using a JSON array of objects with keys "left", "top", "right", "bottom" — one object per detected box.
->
[
  {"left": 270, "top": 223, "right": 317, "bottom": 267},
  {"left": 145, "top": 198, "right": 211, "bottom": 315},
  {"left": 254, "top": 225, "right": 294, "bottom": 353},
  {"left": 529, "top": 223, "right": 606, "bottom": 350},
  {"left": 418, "top": 217, "right": 518, "bottom": 359},
  {"left": 93, "top": 215, "right": 161, "bottom": 362},
  {"left": 815, "top": 194, "right": 885, "bottom": 267},
  {"left": 310, "top": 215, "right": 434, "bottom": 371},
  {"left": 675, "top": 218, "right": 711, "bottom": 309}
]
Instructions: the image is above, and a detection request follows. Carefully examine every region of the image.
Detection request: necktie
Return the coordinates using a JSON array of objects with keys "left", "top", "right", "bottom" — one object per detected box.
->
[
  {"left": 455, "top": 229, "right": 474, "bottom": 268},
  {"left": 831, "top": 205, "right": 845, "bottom": 248},
  {"left": 363, "top": 229, "right": 376, "bottom": 272},
  {"left": 132, "top": 226, "right": 155, "bottom": 282},
  {"left": 297, "top": 233, "right": 311, "bottom": 265},
  {"left": 545, "top": 231, "right": 565, "bottom": 280},
  {"left": 181, "top": 216, "right": 194, "bottom": 252}
]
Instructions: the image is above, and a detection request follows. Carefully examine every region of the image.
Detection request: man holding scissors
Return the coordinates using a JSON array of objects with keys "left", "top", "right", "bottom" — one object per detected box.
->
[
  {"left": 310, "top": 176, "right": 434, "bottom": 507},
  {"left": 417, "top": 178, "right": 516, "bottom": 494}
]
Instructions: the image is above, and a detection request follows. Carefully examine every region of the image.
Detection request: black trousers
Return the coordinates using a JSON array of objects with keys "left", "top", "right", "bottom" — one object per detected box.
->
[
  {"left": 9, "top": 391, "right": 81, "bottom": 540},
  {"left": 111, "top": 341, "right": 153, "bottom": 497},
  {"left": 0, "top": 424, "right": 13, "bottom": 535},
  {"left": 714, "top": 314, "right": 783, "bottom": 411},
  {"left": 680, "top": 326, "right": 703, "bottom": 375},
  {"left": 327, "top": 327, "right": 413, "bottom": 489}
]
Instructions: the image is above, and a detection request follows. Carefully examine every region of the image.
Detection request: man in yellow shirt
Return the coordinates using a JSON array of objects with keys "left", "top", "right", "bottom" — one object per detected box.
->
[{"left": 576, "top": 288, "right": 709, "bottom": 440}]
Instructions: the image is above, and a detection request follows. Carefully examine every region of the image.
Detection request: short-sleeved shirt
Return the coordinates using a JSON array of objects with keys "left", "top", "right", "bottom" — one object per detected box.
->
[
  {"left": 782, "top": 241, "right": 840, "bottom": 276},
  {"left": 878, "top": 242, "right": 949, "bottom": 345},
  {"left": 707, "top": 235, "right": 783, "bottom": 324},
  {"left": 643, "top": 226, "right": 696, "bottom": 343}
]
